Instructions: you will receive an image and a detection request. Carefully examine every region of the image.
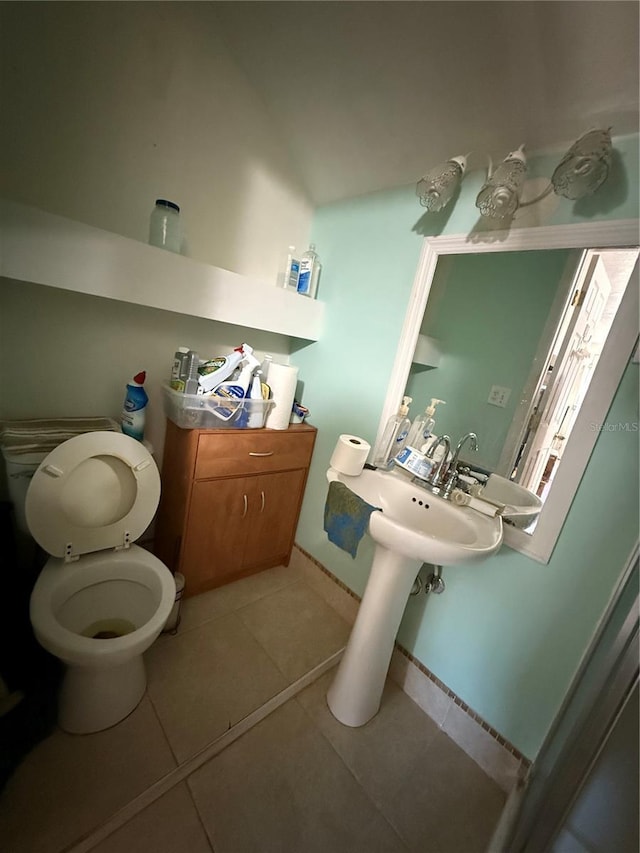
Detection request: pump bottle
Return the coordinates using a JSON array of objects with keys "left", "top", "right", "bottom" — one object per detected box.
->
[
  {"left": 406, "top": 398, "right": 446, "bottom": 450},
  {"left": 372, "top": 396, "right": 412, "bottom": 469}
]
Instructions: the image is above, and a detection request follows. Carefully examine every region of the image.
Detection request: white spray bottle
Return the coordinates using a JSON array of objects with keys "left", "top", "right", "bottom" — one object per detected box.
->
[{"left": 210, "top": 344, "right": 261, "bottom": 421}]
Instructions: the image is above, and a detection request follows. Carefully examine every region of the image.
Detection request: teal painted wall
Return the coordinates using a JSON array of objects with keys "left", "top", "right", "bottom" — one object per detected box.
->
[
  {"left": 406, "top": 250, "right": 570, "bottom": 470},
  {"left": 293, "top": 134, "right": 639, "bottom": 760}
]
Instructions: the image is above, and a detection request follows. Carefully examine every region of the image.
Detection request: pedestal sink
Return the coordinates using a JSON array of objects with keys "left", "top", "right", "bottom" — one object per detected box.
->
[{"left": 326, "top": 466, "right": 503, "bottom": 727}]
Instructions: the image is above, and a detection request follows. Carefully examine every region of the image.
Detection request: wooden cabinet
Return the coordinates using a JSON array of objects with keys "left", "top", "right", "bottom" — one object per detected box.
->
[{"left": 154, "top": 420, "right": 317, "bottom": 597}]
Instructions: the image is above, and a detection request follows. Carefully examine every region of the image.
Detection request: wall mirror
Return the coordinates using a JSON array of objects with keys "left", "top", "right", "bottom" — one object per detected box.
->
[{"left": 377, "top": 221, "right": 639, "bottom": 564}]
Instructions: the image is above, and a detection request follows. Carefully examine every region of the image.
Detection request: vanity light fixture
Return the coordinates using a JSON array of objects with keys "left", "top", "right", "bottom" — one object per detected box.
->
[{"left": 416, "top": 128, "right": 613, "bottom": 220}]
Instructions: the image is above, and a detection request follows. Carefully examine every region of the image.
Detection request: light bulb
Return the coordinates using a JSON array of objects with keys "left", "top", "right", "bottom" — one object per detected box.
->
[
  {"left": 476, "top": 145, "right": 527, "bottom": 219},
  {"left": 551, "top": 129, "right": 612, "bottom": 200},
  {"left": 416, "top": 155, "right": 466, "bottom": 212}
]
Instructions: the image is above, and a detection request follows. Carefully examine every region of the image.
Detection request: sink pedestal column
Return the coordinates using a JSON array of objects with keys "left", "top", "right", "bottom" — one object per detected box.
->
[{"left": 327, "top": 545, "right": 421, "bottom": 727}]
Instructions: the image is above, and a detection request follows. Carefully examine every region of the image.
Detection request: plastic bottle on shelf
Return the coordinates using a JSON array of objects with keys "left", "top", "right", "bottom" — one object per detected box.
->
[
  {"left": 277, "top": 245, "right": 301, "bottom": 291},
  {"left": 121, "top": 371, "right": 148, "bottom": 441},
  {"left": 371, "top": 396, "right": 412, "bottom": 469},
  {"left": 149, "top": 199, "right": 182, "bottom": 253},
  {"left": 297, "top": 243, "right": 321, "bottom": 299},
  {"left": 406, "top": 398, "right": 446, "bottom": 449}
]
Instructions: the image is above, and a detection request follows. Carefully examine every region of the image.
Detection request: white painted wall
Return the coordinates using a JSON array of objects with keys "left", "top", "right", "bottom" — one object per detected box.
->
[
  {"left": 0, "top": 3, "right": 313, "bottom": 465},
  {"left": 0, "top": 2, "right": 312, "bottom": 280}
]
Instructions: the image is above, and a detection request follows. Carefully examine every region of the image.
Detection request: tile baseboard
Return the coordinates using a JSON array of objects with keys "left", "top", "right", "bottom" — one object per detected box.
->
[{"left": 293, "top": 544, "right": 529, "bottom": 793}]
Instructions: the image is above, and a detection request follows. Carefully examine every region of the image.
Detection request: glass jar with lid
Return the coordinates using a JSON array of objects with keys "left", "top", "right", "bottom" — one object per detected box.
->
[{"left": 149, "top": 199, "right": 182, "bottom": 253}]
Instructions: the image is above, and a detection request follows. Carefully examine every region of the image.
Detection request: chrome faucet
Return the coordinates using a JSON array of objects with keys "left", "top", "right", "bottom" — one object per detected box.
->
[
  {"left": 424, "top": 434, "right": 451, "bottom": 492},
  {"left": 441, "top": 432, "right": 479, "bottom": 498},
  {"left": 451, "top": 432, "right": 479, "bottom": 470}
]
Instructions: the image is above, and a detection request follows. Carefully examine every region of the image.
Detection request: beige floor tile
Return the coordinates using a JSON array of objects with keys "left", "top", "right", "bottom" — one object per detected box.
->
[
  {"left": 89, "top": 783, "right": 212, "bottom": 853},
  {"left": 146, "top": 612, "right": 287, "bottom": 763},
  {"left": 188, "top": 698, "right": 408, "bottom": 853},
  {"left": 296, "top": 672, "right": 505, "bottom": 852},
  {"left": 237, "top": 581, "right": 351, "bottom": 682},
  {"left": 390, "top": 730, "right": 507, "bottom": 853},
  {"left": 175, "top": 564, "right": 300, "bottom": 634},
  {"left": 0, "top": 697, "right": 176, "bottom": 853},
  {"left": 296, "top": 672, "right": 440, "bottom": 806},
  {"left": 291, "top": 550, "right": 360, "bottom": 625}
]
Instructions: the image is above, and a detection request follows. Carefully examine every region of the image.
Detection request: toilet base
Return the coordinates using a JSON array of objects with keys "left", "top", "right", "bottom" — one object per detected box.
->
[{"left": 58, "top": 655, "right": 147, "bottom": 734}]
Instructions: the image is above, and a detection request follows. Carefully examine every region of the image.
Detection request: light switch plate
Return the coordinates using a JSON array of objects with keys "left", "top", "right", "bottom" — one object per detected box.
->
[{"left": 488, "top": 385, "right": 511, "bottom": 408}]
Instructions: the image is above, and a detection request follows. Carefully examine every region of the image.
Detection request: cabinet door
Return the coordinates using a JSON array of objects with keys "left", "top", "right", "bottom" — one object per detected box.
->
[
  {"left": 243, "top": 469, "right": 307, "bottom": 571},
  {"left": 180, "top": 476, "right": 252, "bottom": 594}
]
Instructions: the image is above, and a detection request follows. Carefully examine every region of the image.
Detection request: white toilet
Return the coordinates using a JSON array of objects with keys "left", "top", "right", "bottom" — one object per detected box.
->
[{"left": 25, "top": 431, "right": 176, "bottom": 734}]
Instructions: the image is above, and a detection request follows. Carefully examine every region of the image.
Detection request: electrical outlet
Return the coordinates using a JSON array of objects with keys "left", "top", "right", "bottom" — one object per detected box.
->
[{"left": 488, "top": 385, "right": 511, "bottom": 408}]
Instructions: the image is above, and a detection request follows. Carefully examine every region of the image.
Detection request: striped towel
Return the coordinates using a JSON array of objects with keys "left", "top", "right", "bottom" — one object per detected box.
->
[{"left": 0, "top": 417, "right": 121, "bottom": 455}]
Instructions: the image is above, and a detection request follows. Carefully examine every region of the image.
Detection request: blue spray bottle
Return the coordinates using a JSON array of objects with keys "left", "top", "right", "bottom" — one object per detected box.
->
[{"left": 121, "top": 371, "right": 148, "bottom": 441}]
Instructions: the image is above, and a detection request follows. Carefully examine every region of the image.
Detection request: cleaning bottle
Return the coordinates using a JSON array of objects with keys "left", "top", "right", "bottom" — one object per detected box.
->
[
  {"left": 372, "top": 396, "right": 412, "bottom": 469},
  {"left": 210, "top": 344, "right": 262, "bottom": 421},
  {"left": 297, "top": 243, "right": 321, "bottom": 299},
  {"left": 406, "top": 398, "right": 446, "bottom": 449},
  {"left": 170, "top": 346, "right": 190, "bottom": 391},
  {"left": 121, "top": 371, "right": 148, "bottom": 441},
  {"left": 247, "top": 369, "right": 266, "bottom": 428},
  {"left": 182, "top": 350, "right": 200, "bottom": 395},
  {"left": 198, "top": 345, "right": 245, "bottom": 394}
]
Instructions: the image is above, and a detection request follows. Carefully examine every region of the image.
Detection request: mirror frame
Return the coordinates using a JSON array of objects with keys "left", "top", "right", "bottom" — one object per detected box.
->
[{"left": 378, "top": 220, "right": 639, "bottom": 564}]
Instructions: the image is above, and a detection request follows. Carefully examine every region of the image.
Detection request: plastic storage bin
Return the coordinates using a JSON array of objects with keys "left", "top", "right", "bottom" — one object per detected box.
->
[{"left": 161, "top": 382, "right": 274, "bottom": 430}]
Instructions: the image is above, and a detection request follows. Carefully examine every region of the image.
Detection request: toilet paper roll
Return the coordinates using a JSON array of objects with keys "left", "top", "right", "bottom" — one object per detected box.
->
[
  {"left": 330, "top": 434, "right": 371, "bottom": 476},
  {"left": 264, "top": 363, "right": 299, "bottom": 430}
]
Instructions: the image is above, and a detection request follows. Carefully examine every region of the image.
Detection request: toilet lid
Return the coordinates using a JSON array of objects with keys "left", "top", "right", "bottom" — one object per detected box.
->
[{"left": 25, "top": 431, "right": 161, "bottom": 561}]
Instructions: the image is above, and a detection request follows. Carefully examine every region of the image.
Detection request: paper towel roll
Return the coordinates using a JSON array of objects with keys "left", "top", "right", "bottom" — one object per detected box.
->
[
  {"left": 330, "top": 434, "right": 371, "bottom": 476},
  {"left": 264, "top": 363, "right": 299, "bottom": 430}
]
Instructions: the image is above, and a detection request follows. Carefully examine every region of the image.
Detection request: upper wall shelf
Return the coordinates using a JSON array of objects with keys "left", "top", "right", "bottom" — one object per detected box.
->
[
  {"left": 0, "top": 200, "right": 324, "bottom": 342},
  {"left": 412, "top": 334, "right": 442, "bottom": 369}
]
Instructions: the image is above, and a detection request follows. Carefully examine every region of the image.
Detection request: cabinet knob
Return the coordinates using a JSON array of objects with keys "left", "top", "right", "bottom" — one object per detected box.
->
[
  {"left": 260, "top": 490, "right": 265, "bottom": 512},
  {"left": 249, "top": 451, "right": 274, "bottom": 457},
  {"left": 242, "top": 494, "right": 248, "bottom": 518}
]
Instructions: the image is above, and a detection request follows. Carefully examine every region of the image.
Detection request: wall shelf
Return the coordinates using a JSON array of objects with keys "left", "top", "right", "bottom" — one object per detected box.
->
[
  {"left": 0, "top": 199, "right": 324, "bottom": 342},
  {"left": 412, "top": 334, "right": 442, "bottom": 369}
]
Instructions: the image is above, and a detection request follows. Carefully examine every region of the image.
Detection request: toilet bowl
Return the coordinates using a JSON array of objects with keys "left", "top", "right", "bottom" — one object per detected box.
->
[{"left": 25, "top": 431, "right": 176, "bottom": 734}]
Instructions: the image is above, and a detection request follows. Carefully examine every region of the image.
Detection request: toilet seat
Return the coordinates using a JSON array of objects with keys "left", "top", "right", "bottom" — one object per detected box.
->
[{"left": 25, "top": 431, "right": 160, "bottom": 561}]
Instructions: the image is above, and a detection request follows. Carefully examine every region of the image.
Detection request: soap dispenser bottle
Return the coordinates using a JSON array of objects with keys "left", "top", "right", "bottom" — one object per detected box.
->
[
  {"left": 372, "top": 396, "right": 412, "bottom": 469},
  {"left": 406, "top": 398, "right": 446, "bottom": 449}
]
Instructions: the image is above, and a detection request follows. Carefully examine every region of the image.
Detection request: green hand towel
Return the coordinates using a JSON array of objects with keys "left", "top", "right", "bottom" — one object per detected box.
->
[{"left": 323, "top": 480, "right": 381, "bottom": 559}]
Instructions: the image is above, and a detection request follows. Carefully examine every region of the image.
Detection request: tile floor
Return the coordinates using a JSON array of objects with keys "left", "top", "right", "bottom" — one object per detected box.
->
[{"left": 0, "top": 557, "right": 506, "bottom": 853}]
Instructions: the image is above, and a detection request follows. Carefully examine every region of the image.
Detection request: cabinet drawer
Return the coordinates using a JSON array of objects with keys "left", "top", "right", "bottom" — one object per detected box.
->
[{"left": 195, "top": 427, "right": 315, "bottom": 479}]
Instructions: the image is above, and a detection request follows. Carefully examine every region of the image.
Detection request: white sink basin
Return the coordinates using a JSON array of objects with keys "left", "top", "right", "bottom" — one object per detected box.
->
[
  {"left": 480, "top": 473, "right": 542, "bottom": 527},
  {"left": 325, "top": 464, "right": 503, "bottom": 729},
  {"left": 327, "top": 467, "right": 503, "bottom": 565}
]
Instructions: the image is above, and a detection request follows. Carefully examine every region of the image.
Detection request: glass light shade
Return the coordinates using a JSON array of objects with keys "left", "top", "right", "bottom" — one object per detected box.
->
[
  {"left": 551, "top": 128, "right": 612, "bottom": 200},
  {"left": 475, "top": 145, "right": 527, "bottom": 219},
  {"left": 416, "top": 156, "right": 466, "bottom": 212}
]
